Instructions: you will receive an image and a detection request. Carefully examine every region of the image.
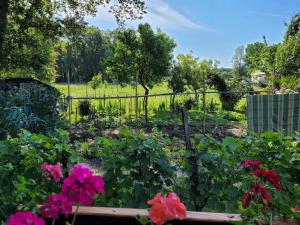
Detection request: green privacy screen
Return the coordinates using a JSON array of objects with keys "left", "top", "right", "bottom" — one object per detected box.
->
[{"left": 247, "top": 93, "right": 300, "bottom": 135}]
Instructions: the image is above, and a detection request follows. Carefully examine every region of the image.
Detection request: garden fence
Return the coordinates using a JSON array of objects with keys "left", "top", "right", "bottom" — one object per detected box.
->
[{"left": 63, "top": 89, "right": 273, "bottom": 134}]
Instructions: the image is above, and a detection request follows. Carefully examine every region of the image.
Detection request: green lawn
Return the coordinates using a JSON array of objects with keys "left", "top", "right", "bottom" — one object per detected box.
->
[
  {"left": 54, "top": 83, "right": 246, "bottom": 127},
  {"left": 53, "top": 83, "right": 172, "bottom": 97}
]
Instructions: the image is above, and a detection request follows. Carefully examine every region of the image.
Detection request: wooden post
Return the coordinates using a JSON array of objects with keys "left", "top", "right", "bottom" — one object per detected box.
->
[
  {"left": 75, "top": 107, "right": 78, "bottom": 123},
  {"left": 119, "top": 97, "right": 122, "bottom": 125},
  {"left": 129, "top": 96, "right": 132, "bottom": 117},
  {"left": 67, "top": 70, "right": 71, "bottom": 122},
  {"left": 202, "top": 72, "right": 206, "bottom": 133},
  {"left": 180, "top": 107, "right": 201, "bottom": 210},
  {"left": 135, "top": 73, "right": 138, "bottom": 123},
  {"left": 181, "top": 108, "right": 192, "bottom": 150},
  {"left": 103, "top": 94, "right": 106, "bottom": 108}
]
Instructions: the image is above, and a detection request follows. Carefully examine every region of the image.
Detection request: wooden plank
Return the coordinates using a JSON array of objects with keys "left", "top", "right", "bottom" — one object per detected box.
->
[{"left": 73, "top": 207, "right": 242, "bottom": 223}]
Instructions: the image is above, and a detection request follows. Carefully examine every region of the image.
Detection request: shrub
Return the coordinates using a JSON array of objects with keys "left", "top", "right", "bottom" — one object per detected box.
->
[
  {"left": 177, "top": 132, "right": 300, "bottom": 216},
  {"left": 79, "top": 100, "right": 91, "bottom": 117},
  {"left": 279, "top": 75, "right": 300, "bottom": 91},
  {"left": 89, "top": 128, "right": 176, "bottom": 208},
  {"left": 0, "top": 83, "right": 66, "bottom": 139},
  {"left": 0, "top": 129, "right": 81, "bottom": 221}
]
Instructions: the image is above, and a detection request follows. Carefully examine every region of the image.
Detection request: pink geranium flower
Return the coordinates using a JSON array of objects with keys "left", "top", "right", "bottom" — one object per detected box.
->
[
  {"left": 62, "top": 164, "right": 105, "bottom": 205},
  {"left": 40, "top": 194, "right": 72, "bottom": 219},
  {"left": 8, "top": 211, "right": 45, "bottom": 225},
  {"left": 41, "top": 163, "right": 63, "bottom": 182}
]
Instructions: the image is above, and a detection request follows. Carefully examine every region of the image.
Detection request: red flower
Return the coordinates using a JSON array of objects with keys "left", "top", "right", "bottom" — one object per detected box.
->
[
  {"left": 41, "top": 163, "right": 63, "bottom": 182},
  {"left": 40, "top": 194, "right": 72, "bottom": 219},
  {"left": 264, "top": 170, "right": 283, "bottom": 190},
  {"left": 253, "top": 168, "right": 283, "bottom": 190},
  {"left": 8, "top": 211, "right": 45, "bottom": 225},
  {"left": 147, "top": 193, "right": 163, "bottom": 206},
  {"left": 243, "top": 184, "right": 272, "bottom": 208},
  {"left": 148, "top": 192, "right": 186, "bottom": 225},
  {"left": 252, "top": 168, "right": 267, "bottom": 177},
  {"left": 251, "top": 184, "right": 272, "bottom": 201},
  {"left": 242, "top": 160, "right": 262, "bottom": 171},
  {"left": 165, "top": 193, "right": 186, "bottom": 220},
  {"left": 148, "top": 203, "right": 171, "bottom": 225},
  {"left": 62, "top": 164, "right": 105, "bottom": 205},
  {"left": 242, "top": 192, "right": 252, "bottom": 208}
]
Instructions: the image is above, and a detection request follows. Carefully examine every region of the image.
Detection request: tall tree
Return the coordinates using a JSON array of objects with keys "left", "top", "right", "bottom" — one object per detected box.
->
[
  {"left": 177, "top": 53, "right": 201, "bottom": 101},
  {"left": 232, "top": 45, "right": 247, "bottom": 78},
  {"left": 55, "top": 27, "right": 109, "bottom": 83},
  {"left": 106, "top": 23, "right": 176, "bottom": 122},
  {"left": 0, "top": 0, "right": 146, "bottom": 81},
  {"left": 276, "top": 37, "right": 300, "bottom": 77},
  {"left": 244, "top": 42, "right": 266, "bottom": 73},
  {"left": 168, "top": 61, "right": 186, "bottom": 107},
  {"left": 284, "top": 13, "right": 300, "bottom": 42}
]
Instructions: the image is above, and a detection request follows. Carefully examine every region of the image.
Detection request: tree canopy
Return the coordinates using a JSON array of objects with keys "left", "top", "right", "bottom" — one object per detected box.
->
[
  {"left": 106, "top": 23, "right": 176, "bottom": 121},
  {"left": 0, "top": 0, "right": 146, "bottom": 82}
]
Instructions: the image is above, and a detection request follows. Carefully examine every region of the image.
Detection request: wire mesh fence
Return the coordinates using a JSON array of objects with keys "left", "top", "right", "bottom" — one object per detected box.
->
[{"left": 62, "top": 90, "right": 273, "bottom": 134}]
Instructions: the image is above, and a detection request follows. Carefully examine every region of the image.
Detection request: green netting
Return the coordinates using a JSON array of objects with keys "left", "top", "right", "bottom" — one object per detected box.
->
[{"left": 247, "top": 93, "right": 300, "bottom": 135}]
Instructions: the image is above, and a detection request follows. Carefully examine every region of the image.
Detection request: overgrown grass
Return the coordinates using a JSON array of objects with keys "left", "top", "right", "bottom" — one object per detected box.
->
[{"left": 54, "top": 82, "right": 247, "bottom": 128}]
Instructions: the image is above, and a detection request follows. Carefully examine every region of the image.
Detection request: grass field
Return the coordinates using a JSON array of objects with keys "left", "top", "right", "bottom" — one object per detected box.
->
[
  {"left": 54, "top": 83, "right": 225, "bottom": 112},
  {"left": 53, "top": 83, "right": 172, "bottom": 97},
  {"left": 54, "top": 83, "right": 246, "bottom": 128}
]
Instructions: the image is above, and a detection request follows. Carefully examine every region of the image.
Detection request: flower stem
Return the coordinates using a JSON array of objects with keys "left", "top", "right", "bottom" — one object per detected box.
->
[
  {"left": 51, "top": 219, "right": 56, "bottom": 225},
  {"left": 71, "top": 204, "right": 80, "bottom": 225}
]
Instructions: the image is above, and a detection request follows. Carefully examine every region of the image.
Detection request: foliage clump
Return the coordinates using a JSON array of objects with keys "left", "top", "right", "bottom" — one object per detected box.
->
[
  {"left": 0, "top": 83, "right": 66, "bottom": 139},
  {"left": 89, "top": 128, "right": 175, "bottom": 208},
  {"left": 0, "top": 129, "right": 80, "bottom": 221}
]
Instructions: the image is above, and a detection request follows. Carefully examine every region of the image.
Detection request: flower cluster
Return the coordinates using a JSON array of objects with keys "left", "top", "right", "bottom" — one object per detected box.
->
[
  {"left": 40, "top": 194, "right": 72, "bottom": 219},
  {"left": 242, "top": 160, "right": 262, "bottom": 171},
  {"left": 9, "top": 163, "right": 106, "bottom": 225},
  {"left": 148, "top": 192, "right": 186, "bottom": 225},
  {"left": 253, "top": 168, "right": 283, "bottom": 190},
  {"left": 41, "top": 163, "right": 63, "bottom": 182},
  {"left": 62, "top": 164, "right": 105, "bottom": 205},
  {"left": 8, "top": 211, "right": 45, "bottom": 225},
  {"left": 242, "top": 160, "right": 282, "bottom": 208},
  {"left": 243, "top": 184, "right": 272, "bottom": 208}
]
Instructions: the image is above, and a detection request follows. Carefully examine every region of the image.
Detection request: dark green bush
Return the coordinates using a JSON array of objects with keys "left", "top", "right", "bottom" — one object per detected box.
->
[
  {"left": 0, "top": 83, "right": 66, "bottom": 139},
  {"left": 79, "top": 100, "right": 91, "bottom": 117}
]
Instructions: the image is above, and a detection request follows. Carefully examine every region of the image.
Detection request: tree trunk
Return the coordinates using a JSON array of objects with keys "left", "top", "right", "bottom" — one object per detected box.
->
[
  {"left": 141, "top": 82, "right": 149, "bottom": 123},
  {"left": 0, "top": 0, "right": 9, "bottom": 66}
]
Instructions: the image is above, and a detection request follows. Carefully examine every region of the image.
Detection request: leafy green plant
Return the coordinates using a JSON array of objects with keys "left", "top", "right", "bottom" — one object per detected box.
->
[
  {"left": 0, "top": 129, "right": 82, "bottom": 221},
  {"left": 0, "top": 84, "right": 66, "bottom": 139},
  {"left": 90, "top": 128, "right": 176, "bottom": 208},
  {"left": 79, "top": 100, "right": 91, "bottom": 117},
  {"left": 177, "top": 132, "right": 300, "bottom": 218},
  {"left": 279, "top": 75, "right": 300, "bottom": 91}
]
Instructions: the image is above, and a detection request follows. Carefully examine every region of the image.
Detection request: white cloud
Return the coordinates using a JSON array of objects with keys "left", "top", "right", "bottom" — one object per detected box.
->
[
  {"left": 86, "top": 0, "right": 213, "bottom": 31},
  {"left": 144, "top": 0, "right": 211, "bottom": 31}
]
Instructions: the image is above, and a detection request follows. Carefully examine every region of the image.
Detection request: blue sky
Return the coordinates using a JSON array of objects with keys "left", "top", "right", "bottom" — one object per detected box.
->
[{"left": 86, "top": 0, "right": 300, "bottom": 68}]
